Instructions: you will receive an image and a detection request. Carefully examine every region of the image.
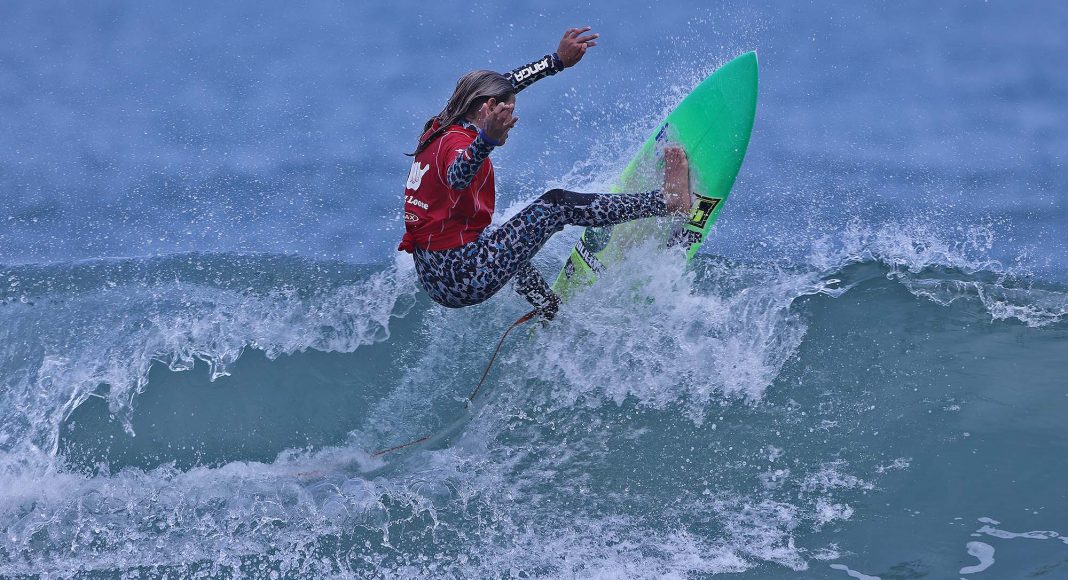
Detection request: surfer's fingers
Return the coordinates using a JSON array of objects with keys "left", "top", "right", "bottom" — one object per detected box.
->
[
  {"left": 575, "top": 33, "right": 599, "bottom": 44},
  {"left": 583, "top": 40, "right": 598, "bottom": 48},
  {"left": 489, "top": 104, "right": 515, "bottom": 128}
]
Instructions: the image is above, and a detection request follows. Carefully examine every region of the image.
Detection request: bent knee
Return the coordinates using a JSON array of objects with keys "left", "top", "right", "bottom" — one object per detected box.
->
[{"left": 540, "top": 188, "right": 593, "bottom": 207}]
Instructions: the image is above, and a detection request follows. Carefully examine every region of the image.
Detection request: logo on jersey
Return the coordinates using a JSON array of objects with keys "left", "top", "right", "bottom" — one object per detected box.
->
[
  {"left": 404, "top": 212, "right": 419, "bottom": 222},
  {"left": 406, "top": 162, "right": 430, "bottom": 191},
  {"left": 512, "top": 57, "right": 551, "bottom": 83},
  {"left": 405, "top": 195, "right": 428, "bottom": 210}
]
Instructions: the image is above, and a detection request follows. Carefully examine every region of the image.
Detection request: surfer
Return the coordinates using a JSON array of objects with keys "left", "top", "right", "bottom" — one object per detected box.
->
[{"left": 399, "top": 27, "right": 692, "bottom": 321}]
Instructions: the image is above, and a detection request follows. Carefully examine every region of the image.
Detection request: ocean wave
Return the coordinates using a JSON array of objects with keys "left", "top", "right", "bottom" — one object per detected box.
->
[
  {"left": 808, "top": 219, "right": 1068, "bottom": 327},
  {"left": 0, "top": 254, "right": 417, "bottom": 473},
  {"left": 1, "top": 239, "right": 1066, "bottom": 577},
  {"left": 2, "top": 236, "right": 1063, "bottom": 473}
]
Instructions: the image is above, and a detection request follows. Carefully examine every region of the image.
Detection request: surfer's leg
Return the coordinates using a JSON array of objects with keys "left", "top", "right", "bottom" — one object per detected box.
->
[
  {"left": 414, "top": 231, "right": 568, "bottom": 314},
  {"left": 512, "top": 261, "right": 559, "bottom": 319},
  {"left": 413, "top": 243, "right": 511, "bottom": 308},
  {"left": 477, "top": 188, "right": 665, "bottom": 267},
  {"left": 413, "top": 147, "right": 691, "bottom": 311},
  {"left": 454, "top": 189, "right": 664, "bottom": 305},
  {"left": 504, "top": 144, "right": 689, "bottom": 233},
  {"left": 412, "top": 189, "right": 665, "bottom": 312},
  {"left": 542, "top": 188, "right": 670, "bottom": 228},
  {"left": 415, "top": 185, "right": 684, "bottom": 310}
]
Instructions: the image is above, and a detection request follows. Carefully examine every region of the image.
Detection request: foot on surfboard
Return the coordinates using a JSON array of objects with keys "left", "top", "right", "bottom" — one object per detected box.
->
[{"left": 662, "top": 145, "right": 692, "bottom": 215}]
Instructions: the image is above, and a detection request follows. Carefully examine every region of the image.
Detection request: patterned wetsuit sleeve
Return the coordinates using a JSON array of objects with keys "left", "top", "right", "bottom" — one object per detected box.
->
[
  {"left": 445, "top": 131, "right": 495, "bottom": 190},
  {"left": 505, "top": 53, "right": 565, "bottom": 93}
]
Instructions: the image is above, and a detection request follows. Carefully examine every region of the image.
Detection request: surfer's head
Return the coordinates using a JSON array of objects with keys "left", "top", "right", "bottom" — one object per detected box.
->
[
  {"left": 447, "top": 69, "right": 515, "bottom": 123},
  {"left": 409, "top": 70, "right": 515, "bottom": 156}
]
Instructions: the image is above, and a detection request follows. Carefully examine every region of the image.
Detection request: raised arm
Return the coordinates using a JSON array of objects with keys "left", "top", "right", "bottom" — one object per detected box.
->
[
  {"left": 506, "top": 53, "right": 564, "bottom": 93},
  {"left": 506, "top": 26, "right": 600, "bottom": 93},
  {"left": 445, "top": 27, "right": 600, "bottom": 189}
]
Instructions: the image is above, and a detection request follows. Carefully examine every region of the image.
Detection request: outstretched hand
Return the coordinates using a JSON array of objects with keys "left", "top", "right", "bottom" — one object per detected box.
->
[
  {"left": 556, "top": 26, "right": 599, "bottom": 68},
  {"left": 476, "top": 99, "right": 518, "bottom": 145}
]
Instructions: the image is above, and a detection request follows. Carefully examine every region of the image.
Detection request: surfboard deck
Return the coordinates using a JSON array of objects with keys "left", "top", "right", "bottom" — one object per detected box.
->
[{"left": 552, "top": 52, "right": 759, "bottom": 297}]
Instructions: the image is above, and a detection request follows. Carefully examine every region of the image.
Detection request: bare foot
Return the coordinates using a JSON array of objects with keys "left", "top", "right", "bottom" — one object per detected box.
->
[{"left": 662, "top": 145, "right": 692, "bottom": 215}]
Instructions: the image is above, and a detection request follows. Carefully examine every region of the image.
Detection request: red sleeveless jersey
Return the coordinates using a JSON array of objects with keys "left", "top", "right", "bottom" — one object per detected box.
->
[{"left": 398, "top": 123, "right": 495, "bottom": 252}]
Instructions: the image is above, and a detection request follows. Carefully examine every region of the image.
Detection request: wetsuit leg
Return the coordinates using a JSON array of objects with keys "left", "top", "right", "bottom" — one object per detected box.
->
[
  {"left": 478, "top": 188, "right": 666, "bottom": 267},
  {"left": 512, "top": 261, "right": 558, "bottom": 317},
  {"left": 413, "top": 189, "right": 666, "bottom": 311}
]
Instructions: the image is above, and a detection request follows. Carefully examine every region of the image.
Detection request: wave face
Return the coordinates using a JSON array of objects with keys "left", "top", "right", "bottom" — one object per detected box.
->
[
  {"left": 1, "top": 239, "right": 1065, "bottom": 577},
  {"left": 2, "top": 0, "right": 1068, "bottom": 577}
]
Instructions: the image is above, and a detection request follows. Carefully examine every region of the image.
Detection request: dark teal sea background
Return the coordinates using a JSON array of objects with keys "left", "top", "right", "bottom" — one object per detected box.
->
[{"left": 2, "top": 1, "right": 1066, "bottom": 577}]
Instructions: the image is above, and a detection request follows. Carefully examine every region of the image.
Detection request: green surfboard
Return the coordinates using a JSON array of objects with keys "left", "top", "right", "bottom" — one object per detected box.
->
[{"left": 552, "top": 52, "right": 759, "bottom": 297}]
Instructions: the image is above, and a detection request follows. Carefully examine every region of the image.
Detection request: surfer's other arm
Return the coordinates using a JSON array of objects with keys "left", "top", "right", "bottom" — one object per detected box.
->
[
  {"left": 506, "top": 26, "right": 599, "bottom": 93},
  {"left": 445, "top": 99, "right": 516, "bottom": 190}
]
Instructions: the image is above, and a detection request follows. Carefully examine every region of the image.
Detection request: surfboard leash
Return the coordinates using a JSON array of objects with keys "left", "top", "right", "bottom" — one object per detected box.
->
[
  {"left": 370, "top": 309, "right": 538, "bottom": 458},
  {"left": 465, "top": 309, "right": 537, "bottom": 403}
]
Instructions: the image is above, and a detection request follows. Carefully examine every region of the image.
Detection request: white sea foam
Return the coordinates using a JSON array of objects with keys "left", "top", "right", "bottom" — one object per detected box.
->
[
  {"left": 324, "top": 255, "right": 880, "bottom": 576},
  {"left": 519, "top": 241, "right": 835, "bottom": 413},
  {"left": 875, "top": 457, "right": 912, "bottom": 473},
  {"left": 0, "top": 445, "right": 420, "bottom": 577},
  {"left": 959, "top": 541, "right": 995, "bottom": 574},
  {"left": 975, "top": 517, "right": 1065, "bottom": 542},
  {"left": 813, "top": 499, "right": 855, "bottom": 528},
  {"left": 801, "top": 461, "right": 874, "bottom": 494},
  {"left": 808, "top": 219, "right": 1068, "bottom": 327},
  {"left": 0, "top": 260, "right": 417, "bottom": 477},
  {"left": 830, "top": 563, "right": 881, "bottom": 580}
]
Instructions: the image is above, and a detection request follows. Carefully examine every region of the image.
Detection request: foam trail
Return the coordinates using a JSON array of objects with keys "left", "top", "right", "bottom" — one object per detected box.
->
[
  {"left": 975, "top": 517, "right": 1065, "bottom": 542},
  {"left": 830, "top": 563, "right": 881, "bottom": 580},
  {"left": 959, "top": 542, "right": 995, "bottom": 574}
]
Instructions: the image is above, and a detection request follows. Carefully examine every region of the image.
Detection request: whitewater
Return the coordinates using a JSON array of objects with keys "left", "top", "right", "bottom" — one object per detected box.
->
[{"left": 2, "top": 1, "right": 1067, "bottom": 578}]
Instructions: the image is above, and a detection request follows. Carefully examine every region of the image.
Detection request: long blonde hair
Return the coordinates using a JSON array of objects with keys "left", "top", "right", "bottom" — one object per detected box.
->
[{"left": 408, "top": 70, "right": 514, "bottom": 156}]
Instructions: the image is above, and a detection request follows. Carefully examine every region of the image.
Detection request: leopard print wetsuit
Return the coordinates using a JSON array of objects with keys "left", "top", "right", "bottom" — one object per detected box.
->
[
  {"left": 414, "top": 189, "right": 666, "bottom": 318},
  {"left": 411, "top": 53, "right": 667, "bottom": 319}
]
